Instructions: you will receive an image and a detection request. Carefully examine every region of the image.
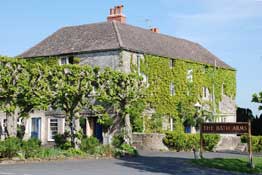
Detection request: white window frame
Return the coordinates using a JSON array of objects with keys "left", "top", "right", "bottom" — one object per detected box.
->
[
  {"left": 202, "top": 87, "right": 210, "bottom": 100},
  {"left": 48, "top": 118, "right": 59, "bottom": 141},
  {"left": 187, "top": 69, "right": 193, "bottom": 82},
  {"left": 141, "top": 72, "right": 149, "bottom": 88},
  {"left": 59, "top": 57, "right": 69, "bottom": 65},
  {"left": 170, "top": 82, "right": 175, "bottom": 96}
]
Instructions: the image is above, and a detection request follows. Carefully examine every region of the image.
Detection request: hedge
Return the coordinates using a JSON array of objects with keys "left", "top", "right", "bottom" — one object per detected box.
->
[
  {"left": 163, "top": 131, "right": 220, "bottom": 152},
  {"left": 241, "top": 134, "right": 262, "bottom": 152}
]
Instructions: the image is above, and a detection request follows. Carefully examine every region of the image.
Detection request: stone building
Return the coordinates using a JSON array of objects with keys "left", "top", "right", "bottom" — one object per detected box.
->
[{"left": 0, "top": 5, "right": 236, "bottom": 144}]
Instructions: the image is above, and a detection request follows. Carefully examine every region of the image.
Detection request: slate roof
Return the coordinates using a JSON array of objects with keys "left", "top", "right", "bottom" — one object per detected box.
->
[{"left": 19, "top": 21, "right": 233, "bottom": 69}]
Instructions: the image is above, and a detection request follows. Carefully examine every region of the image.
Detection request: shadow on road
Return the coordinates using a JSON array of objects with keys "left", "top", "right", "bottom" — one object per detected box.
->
[
  {"left": 118, "top": 156, "right": 189, "bottom": 174},
  {"left": 116, "top": 154, "right": 247, "bottom": 175}
]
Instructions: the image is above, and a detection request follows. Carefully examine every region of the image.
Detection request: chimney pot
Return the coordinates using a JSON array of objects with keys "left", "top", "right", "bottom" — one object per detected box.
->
[
  {"left": 150, "top": 27, "right": 160, "bottom": 33},
  {"left": 107, "top": 4, "right": 126, "bottom": 23}
]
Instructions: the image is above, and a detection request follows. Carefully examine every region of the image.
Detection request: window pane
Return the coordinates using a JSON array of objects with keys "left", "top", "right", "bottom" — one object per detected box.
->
[{"left": 49, "top": 118, "right": 58, "bottom": 140}]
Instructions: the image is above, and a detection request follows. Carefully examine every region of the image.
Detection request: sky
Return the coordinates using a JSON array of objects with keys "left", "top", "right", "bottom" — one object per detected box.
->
[{"left": 0, "top": 0, "right": 261, "bottom": 115}]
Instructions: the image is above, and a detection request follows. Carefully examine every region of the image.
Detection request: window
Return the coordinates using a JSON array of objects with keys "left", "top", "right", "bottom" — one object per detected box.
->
[
  {"left": 141, "top": 73, "right": 149, "bottom": 87},
  {"left": 187, "top": 69, "right": 193, "bottom": 82},
  {"left": 170, "top": 82, "right": 175, "bottom": 96},
  {"left": 202, "top": 87, "right": 209, "bottom": 100},
  {"left": 169, "top": 59, "right": 175, "bottom": 68},
  {"left": 222, "top": 83, "right": 225, "bottom": 95},
  {"left": 48, "top": 118, "right": 58, "bottom": 141},
  {"left": 60, "top": 57, "right": 69, "bottom": 65},
  {"left": 203, "top": 65, "right": 208, "bottom": 73}
]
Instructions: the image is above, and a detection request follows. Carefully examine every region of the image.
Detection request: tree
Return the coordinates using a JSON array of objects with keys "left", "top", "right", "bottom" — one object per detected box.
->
[
  {"left": 50, "top": 64, "right": 98, "bottom": 148},
  {"left": 252, "top": 92, "right": 262, "bottom": 111},
  {"left": 99, "top": 69, "right": 144, "bottom": 144},
  {"left": 17, "top": 62, "right": 54, "bottom": 117},
  {"left": 0, "top": 57, "right": 27, "bottom": 137}
]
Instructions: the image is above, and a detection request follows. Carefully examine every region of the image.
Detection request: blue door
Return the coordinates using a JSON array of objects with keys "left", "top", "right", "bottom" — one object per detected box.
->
[
  {"left": 94, "top": 118, "right": 103, "bottom": 143},
  {"left": 31, "top": 118, "right": 41, "bottom": 139}
]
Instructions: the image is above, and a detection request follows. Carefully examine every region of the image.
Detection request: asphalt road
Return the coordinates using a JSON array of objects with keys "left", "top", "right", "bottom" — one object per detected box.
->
[{"left": 0, "top": 151, "right": 255, "bottom": 175}]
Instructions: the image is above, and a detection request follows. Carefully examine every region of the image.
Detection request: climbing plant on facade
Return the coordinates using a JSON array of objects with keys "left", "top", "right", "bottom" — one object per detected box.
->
[{"left": 138, "top": 55, "right": 236, "bottom": 125}]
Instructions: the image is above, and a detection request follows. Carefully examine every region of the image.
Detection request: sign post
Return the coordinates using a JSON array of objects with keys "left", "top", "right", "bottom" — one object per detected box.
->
[
  {"left": 200, "top": 124, "right": 203, "bottom": 158},
  {"left": 200, "top": 122, "right": 254, "bottom": 168},
  {"left": 248, "top": 120, "right": 254, "bottom": 168}
]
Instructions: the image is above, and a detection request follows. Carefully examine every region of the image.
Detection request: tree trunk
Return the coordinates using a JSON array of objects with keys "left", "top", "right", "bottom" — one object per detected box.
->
[
  {"left": 124, "top": 113, "right": 133, "bottom": 145},
  {"left": 6, "top": 112, "right": 17, "bottom": 137},
  {"left": 69, "top": 113, "right": 76, "bottom": 148},
  {"left": 69, "top": 112, "right": 81, "bottom": 149}
]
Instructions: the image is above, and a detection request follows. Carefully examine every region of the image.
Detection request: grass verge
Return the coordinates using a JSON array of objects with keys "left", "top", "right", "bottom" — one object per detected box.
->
[{"left": 192, "top": 157, "right": 262, "bottom": 174}]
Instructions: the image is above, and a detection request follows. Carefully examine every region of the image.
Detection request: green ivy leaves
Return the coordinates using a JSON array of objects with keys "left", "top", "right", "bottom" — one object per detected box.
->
[{"left": 140, "top": 55, "right": 236, "bottom": 121}]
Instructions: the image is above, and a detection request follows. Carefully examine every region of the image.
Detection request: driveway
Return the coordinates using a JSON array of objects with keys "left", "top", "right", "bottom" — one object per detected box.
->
[{"left": 0, "top": 151, "right": 254, "bottom": 175}]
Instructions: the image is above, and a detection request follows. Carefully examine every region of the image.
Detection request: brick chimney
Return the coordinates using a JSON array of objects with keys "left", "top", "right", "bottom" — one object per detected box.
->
[
  {"left": 107, "top": 5, "right": 126, "bottom": 23},
  {"left": 150, "top": 27, "right": 160, "bottom": 33}
]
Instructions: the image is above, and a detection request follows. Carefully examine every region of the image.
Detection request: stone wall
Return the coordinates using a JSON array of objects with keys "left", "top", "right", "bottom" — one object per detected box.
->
[
  {"left": 77, "top": 50, "right": 121, "bottom": 70},
  {"left": 132, "top": 133, "right": 168, "bottom": 151},
  {"left": 219, "top": 95, "right": 236, "bottom": 122}
]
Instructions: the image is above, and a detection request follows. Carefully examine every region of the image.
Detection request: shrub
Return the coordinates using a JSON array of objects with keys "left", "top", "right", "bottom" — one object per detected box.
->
[
  {"left": 241, "top": 135, "right": 262, "bottom": 152},
  {"left": 63, "top": 148, "right": 86, "bottom": 157},
  {"left": 35, "top": 148, "right": 64, "bottom": 159},
  {"left": 186, "top": 134, "right": 200, "bottom": 151},
  {"left": 114, "top": 144, "right": 138, "bottom": 157},
  {"left": 163, "top": 132, "right": 220, "bottom": 152},
  {"left": 21, "top": 138, "right": 41, "bottom": 158},
  {"left": 203, "top": 134, "right": 220, "bottom": 151},
  {"left": 54, "top": 132, "right": 72, "bottom": 150},
  {"left": 163, "top": 131, "right": 187, "bottom": 151},
  {"left": 112, "top": 133, "right": 125, "bottom": 148},
  {"left": 120, "top": 144, "right": 138, "bottom": 155},
  {"left": 0, "top": 137, "right": 21, "bottom": 158},
  {"left": 80, "top": 136, "right": 100, "bottom": 154},
  {"left": 99, "top": 145, "right": 114, "bottom": 157}
]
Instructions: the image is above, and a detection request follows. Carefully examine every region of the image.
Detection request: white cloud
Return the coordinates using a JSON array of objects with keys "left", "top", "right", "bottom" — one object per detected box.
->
[{"left": 167, "top": 0, "right": 262, "bottom": 26}]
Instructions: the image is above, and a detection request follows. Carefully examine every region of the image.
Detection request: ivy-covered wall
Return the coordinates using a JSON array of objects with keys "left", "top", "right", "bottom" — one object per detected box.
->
[{"left": 138, "top": 55, "right": 236, "bottom": 120}]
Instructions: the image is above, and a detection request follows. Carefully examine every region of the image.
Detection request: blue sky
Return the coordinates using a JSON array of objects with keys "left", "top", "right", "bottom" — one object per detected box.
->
[{"left": 0, "top": 0, "right": 261, "bottom": 115}]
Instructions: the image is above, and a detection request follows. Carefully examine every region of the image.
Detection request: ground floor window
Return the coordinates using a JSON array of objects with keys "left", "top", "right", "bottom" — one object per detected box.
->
[
  {"left": 48, "top": 118, "right": 58, "bottom": 141},
  {"left": 31, "top": 118, "right": 41, "bottom": 139}
]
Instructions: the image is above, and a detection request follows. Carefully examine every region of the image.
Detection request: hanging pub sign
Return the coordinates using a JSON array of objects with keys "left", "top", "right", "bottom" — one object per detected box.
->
[{"left": 200, "top": 121, "right": 254, "bottom": 168}]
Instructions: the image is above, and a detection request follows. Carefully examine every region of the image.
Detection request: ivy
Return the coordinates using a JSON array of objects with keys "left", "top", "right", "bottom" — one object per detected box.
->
[
  {"left": 139, "top": 55, "right": 236, "bottom": 121},
  {"left": 22, "top": 57, "right": 59, "bottom": 65}
]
